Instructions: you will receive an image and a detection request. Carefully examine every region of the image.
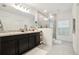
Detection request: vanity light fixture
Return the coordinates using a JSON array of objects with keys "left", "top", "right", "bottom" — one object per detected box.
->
[
  {"left": 11, "top": 4, "right": 31, "bottom": 13},
  {"left": 19, "top": 4, "right": 22, "bottom": 8},
  {"left": 26, "top": 9, "right": 30, "bottom": 13},
  {"left": 15, "top": 3, "right": 19, "bottom": 6},
  {"left": 26, "top": 8, "right": 31, "bottom": 13},
  {"left": 23, "top": 7, "right": 26, "bottom": 9}
]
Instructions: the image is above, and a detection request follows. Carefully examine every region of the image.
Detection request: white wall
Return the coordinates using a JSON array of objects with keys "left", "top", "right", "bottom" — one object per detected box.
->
[
  {"left": 72, "top": 4, "right": 78, "bottom": 54},
  {"left": 72, "top": 4, "right": 79, "bottom": 54},
  {"left": 0, "top": 10, "right": 35, "bottom": 31}
]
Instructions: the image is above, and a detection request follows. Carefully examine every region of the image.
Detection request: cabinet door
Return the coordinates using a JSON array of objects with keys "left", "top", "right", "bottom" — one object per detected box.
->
[
  {"left": 28, "top": 34, "right": 36, "bottom": 49},
  {"left": 35, "top": 33, "right": 40, "bottom": 46},
  {"left": 0, "top": 39, "right": 1, "bottom": 54},
  {"left": 1, "top": 39, "right": 17, "bottom": 55},
  {"left": 18, "top": 35, "right": 28, "bottom": 54}
]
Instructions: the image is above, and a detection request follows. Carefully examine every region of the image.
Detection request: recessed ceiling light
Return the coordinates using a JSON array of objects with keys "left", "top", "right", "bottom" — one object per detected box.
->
[
  {"left": 50, "top": 15, "right": 54, "bottom": 18},
  {"left": 49, "top": 14, "right": 54, "bottom": 18},
  {"left": 44, "top": 18, "right": 48, "bottom": 21},
  {"left": 43, "top": 10, "right": 47, "bottom": 13}
]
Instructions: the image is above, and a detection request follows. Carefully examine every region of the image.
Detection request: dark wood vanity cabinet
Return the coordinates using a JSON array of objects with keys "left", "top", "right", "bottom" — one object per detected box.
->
[
  {"left": 28, "top": 33, "right": 40, "bottom": 49},
  {"left": 0, "top": 36, "right": 18, "bottom": 55},
  {"left": 35, "top": 33, "right": 40, "bottom": 46},
  {"left": 18, "top": 34, "right": 28, "bottom": 54},
  {"left": 0, "top": 32, "right": 40, "bottom": 55},
  {"left": 28, "top": 33, "right": 36, "bottom": 49}
]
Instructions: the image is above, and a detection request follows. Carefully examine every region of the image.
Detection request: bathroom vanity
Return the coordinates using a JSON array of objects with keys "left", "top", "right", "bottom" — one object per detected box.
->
[{"left": 0, "top": 31, "right": 40, "bottom": 55}]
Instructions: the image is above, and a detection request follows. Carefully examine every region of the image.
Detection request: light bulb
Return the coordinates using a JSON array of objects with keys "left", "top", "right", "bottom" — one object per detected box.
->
[
  {"left": 43, "top": 10, "right": 47, "bottom": 13},
  {"left": 44, "top": 18, "right": 48, "bottom": 21}
]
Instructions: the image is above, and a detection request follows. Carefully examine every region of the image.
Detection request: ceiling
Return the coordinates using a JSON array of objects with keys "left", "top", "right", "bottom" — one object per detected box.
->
[
  {"left": 0, "top": 3, "right": 73, "bottom": 27},
  {"left": 27, "top": 3, "right": 73, "bottom": 14},
  {"left": 26, "top": 3, "right": 73, "bottom": 27},
  {"left": 0, "top": 3, "right": 73, "bottom": 17}
]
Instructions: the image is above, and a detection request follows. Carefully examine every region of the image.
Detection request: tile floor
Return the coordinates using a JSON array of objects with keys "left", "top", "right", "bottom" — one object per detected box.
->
[{"left": 24, "top": 40, "right": 75, "bottom": 55}]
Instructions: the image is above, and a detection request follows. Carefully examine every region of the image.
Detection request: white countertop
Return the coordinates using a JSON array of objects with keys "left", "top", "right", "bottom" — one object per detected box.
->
[{"left": 0, "top": 30, "right": 41, "bottom": 37}]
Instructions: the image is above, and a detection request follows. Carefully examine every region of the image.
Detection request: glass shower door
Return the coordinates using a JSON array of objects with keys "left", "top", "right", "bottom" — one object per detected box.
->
[{"left": 56, "top": 20, "right": 72, "bottom": 41}]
